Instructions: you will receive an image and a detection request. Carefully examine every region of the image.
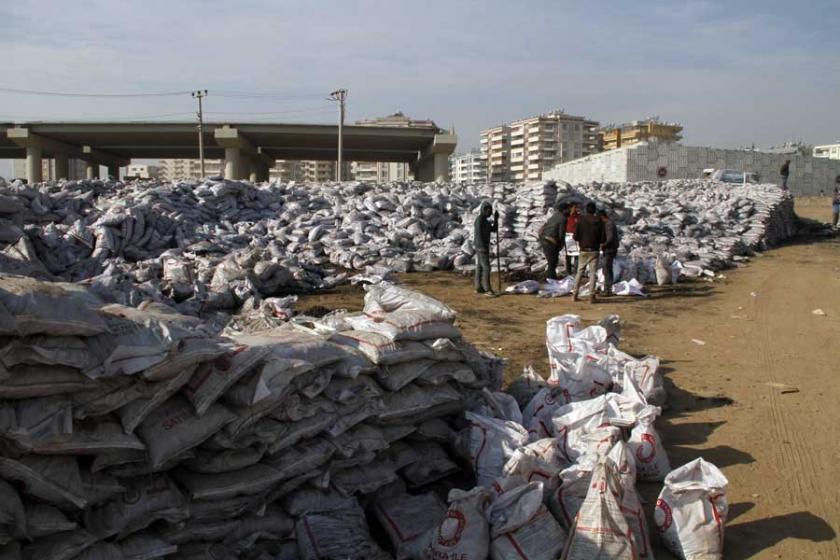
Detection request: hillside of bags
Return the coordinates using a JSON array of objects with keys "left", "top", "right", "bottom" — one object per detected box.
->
[{"left": 0, "top": 177, "right": 796, "bottom": 317}]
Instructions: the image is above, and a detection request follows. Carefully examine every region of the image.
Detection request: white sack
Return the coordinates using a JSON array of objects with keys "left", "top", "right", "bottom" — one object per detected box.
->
[
  {"left": 461, "top": 412, "right": 529, "bottom": 487},
  {"left": 655, "top": 458, "right": 728, "bottom": 560},
  {"left": 487, "top": 481, "right": 566, "bottom": 560},
  {"left": 629, "top": 405, "right": 670, "bottom": 481},
  {"left": 561, "top": 458, "right": 635, "bottom": 559}
]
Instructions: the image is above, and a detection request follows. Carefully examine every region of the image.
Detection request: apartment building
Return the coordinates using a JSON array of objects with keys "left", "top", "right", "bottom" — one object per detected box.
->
[
  {"left": 125, "top": 164, "right": 161, "bottom": 179},
  {"left": 600, "top": 118, "right": 682, "bottom": 151},
  {"left": 352, "top": 161, "right": 411, "bottom": 182},
  {"left": 158, "top": 158, "right": 223, "bottom": 181},
  {"left": 480, "top": 125, "right": 512, "bottom": 182},
  {"left": 813, "top": 143, "right": 840, "bottom": 160},
  {"left": 449, "top": 150, "right": 487, "bottom": 184},
  {"left": 296, "top": 161, "right": 353, "bottom": 182},
  {"left": 481, "top": 110, "right": 600, "bottom": 182}
]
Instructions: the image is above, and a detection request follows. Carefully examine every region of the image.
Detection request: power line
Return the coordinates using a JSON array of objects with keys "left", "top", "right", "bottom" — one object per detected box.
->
[
  {"left": 0, "top": 111, "right": 197, "bottom": 121},
  {"left": 0, "top": 86, "right": 194, "bottom": 98},
  {"left": 204, "top": 106, "right": 332, "bottom": 116},
  {"left": 213, "top": 92, "right": 328, "bottom": 100}
]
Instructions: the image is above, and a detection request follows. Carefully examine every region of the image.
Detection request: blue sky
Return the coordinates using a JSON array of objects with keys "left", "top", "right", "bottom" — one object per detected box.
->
[{"left": 2, "top": 0, "right": 839, "bottom": 177}]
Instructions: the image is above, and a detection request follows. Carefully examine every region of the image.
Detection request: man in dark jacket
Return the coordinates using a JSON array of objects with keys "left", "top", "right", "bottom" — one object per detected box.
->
[
  {"left": 538, "top": 202, "right": 568, "bottom": 280},
  {"left": 572, "top": 202, "right": 605, "bottom": 303},
  {"left": 598, "top": 208, "right": 620, "bottom": 296},
  {"left": 474, "top": 201, "right": 498, "bottom": 295},
  {"left": 564, "top": 202, "right": 579, "bottom": 275},
  {"left": 780, "top": 160, "right": 790, "bottom": 190}
]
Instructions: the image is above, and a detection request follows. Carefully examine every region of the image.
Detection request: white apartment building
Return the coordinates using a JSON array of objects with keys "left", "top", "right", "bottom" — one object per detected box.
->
[
  {"left": 449, "top": 151, "right": 487, "bottom": 184},
  {"left": 481, "top": 110, "right": 600, "bottom": 182},
  {"left": 814, "top": 143, "right": 840, "bottom": 160},
  {"left": 352, "top": 161, "right": 411, "bottom": 182},
  {"left": 126, "top": 164, "right": 161, "bottom": 179},
  {"left": 158, "top": 158, "right": 354, "bottom": 183},
  {"left": 158, "top": 159, "right": 223, "bottom": 181},
  {"left": 480, "top": 125, "right": 512, "bottom": 182}
]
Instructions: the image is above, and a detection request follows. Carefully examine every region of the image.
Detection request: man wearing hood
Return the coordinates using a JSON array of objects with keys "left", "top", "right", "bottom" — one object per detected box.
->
[
  {"left": 538, "top": 201, "right": 568, "bottom": 280},
  {"left": 474, "top": 201, "right": 498, "bottom": 295}
]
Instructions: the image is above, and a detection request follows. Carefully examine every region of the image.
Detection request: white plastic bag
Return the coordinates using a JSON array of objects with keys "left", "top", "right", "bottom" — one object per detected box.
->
[
  {"left": 561, "top": 458, "right": 635, "bottom": 559},
  {"left": 419, "top": 486, "right": 493, "bottom": 560},
  {"left": 548, "top": 354, "right": 614, "bottom": 403},
  {"left": 623, "top": 356, "right": 666, "bottom": 407},
  {"left": 462, "top": 412, "right": 529, "bottom": 487},
  {"left": 502, "top": 439, "right": 568, "bottom": 499},
  {"left": 487, "top": 481, "right": 566, "bottom": 560},
  {"left": 629, "top": 405, "right": 670, "bottom": 481},
  {"left": 655, "top": 458, "right": 728, "bottom": 560}
]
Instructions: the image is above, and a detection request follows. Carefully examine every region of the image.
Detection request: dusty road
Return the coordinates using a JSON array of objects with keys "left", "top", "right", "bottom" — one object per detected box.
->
[{"left": 299, "top": 197, "right": 840, "bottom": 559}]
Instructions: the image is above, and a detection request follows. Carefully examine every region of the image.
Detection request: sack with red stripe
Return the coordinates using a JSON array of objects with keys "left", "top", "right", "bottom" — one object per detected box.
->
[
  {"left": 561, "top": 457, "right": 636, "bottom": 560},
  {"left": 655, "top": 458, "right": 728, "bottom": 560},
  {"left": 628, "top": 405, "right": 670, "bottom": 481},
  {"left": 502, "top": 438, "right": 569, "bottom": 500},
  {"left": 420, "top": 487, "right": 493, "bottom": 560},
  {"left": 460, "top": 412, "right": 529, "bottom": 487},
  {"left": 488, "top": 481, "right": 567, "bottom": 560},
  {"left": 609, "top": 441, "right": 654, "bottom": 560},
  {"left": 623, "top": 356, "right": 666, "bottom": 407},
  {"left": 547, "top": 353, "right": 614, "bottom": 404},
  {"left": 546, "top": 433, "right": 623, "bottom": 531}
]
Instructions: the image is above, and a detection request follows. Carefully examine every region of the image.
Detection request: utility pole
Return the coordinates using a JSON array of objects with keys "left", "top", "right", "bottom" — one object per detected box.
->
[
  {"left": 329, "top": 89, "right": 347, "bottom": 181},
  {"left": 192, "top": 90, "right": 208, "bottom": 177}
]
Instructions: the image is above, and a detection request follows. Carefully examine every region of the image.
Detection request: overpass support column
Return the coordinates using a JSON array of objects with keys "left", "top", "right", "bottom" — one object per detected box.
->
[
  {"left": 415, "top": 132, "right": 457, "bottom": 182},
  {"left": 224, "top": 147, "right": 245, "bottom": 180},
  {"left": 107, "top": 164, "right": 119, "bottom": 180},
  {"left": 54, "top": 154, "right": 69, "bottom": 180},
  {"left": 26, "top": 146, "right": 43, "bottom": 184},
  {"left": 86, "top": 161, "right": 99, "bottom": 180},
  {"left": 215, "top": 126, "right": 266, "bottom": 181}
]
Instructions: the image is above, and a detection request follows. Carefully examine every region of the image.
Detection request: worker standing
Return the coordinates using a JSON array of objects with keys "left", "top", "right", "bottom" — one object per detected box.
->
[
  {"left": 780, "top": 159, "right": 791, "bottom": 190},
  {"left": 832, "top": 187, "right": 840, "bottom": 229},
  {"left": 474, "top": 201, "right": 498, "bottom": 296},
  {"left": 538, "top": 201, "right": 568, "bottom": 280},
  {"left": 564, "top": 202, "right": 579, "bottom": 276},
  {"left": 572, "top": 202, "right": 605, "bottom": 303},
  {"left": 598, "top": 208, "right": 620, "bottom": 297}
]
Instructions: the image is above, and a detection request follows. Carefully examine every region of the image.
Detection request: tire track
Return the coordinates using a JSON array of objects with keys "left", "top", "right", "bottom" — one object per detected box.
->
[{"left": 754, "top": 250, "right": 840, "bottom": 559}]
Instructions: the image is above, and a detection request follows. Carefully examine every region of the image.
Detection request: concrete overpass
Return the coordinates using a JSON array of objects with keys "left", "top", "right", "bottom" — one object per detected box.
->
[{"left": 0, "top": 121, "right": 457, "bottom": 183}]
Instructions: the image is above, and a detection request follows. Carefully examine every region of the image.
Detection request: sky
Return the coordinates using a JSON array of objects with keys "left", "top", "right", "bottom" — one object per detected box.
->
[{"left": 2, "top": 0, "right": 839, "bottom": 178}]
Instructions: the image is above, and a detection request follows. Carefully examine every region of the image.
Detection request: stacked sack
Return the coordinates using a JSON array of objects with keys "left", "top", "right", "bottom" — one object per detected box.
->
[
  {"left": 405, "top": 314, "right": 730, "bottom": 560},
  {"left": 0, "top": 276, "right": 502, "bottom": 559}
]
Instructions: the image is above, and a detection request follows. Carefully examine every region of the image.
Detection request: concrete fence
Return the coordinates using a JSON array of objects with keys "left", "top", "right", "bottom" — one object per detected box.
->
[{"left": 544, "top": 142, "right": 840, "bottom": 196}]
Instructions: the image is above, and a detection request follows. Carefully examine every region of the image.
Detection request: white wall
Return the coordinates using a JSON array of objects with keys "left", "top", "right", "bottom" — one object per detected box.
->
[
  {"left": 545, "top": 142, "right": 840, "bottom": 195},
  {"left": 542, "top": 148, "right": 628, "bottom": 183}
]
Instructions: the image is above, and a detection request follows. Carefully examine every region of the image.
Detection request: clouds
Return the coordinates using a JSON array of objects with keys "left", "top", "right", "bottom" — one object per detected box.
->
[{"left": 1, "top": 0, "right": 838, "bottom": 177}]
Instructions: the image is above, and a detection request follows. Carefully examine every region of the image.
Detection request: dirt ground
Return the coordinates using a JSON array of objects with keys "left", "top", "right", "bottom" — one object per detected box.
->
[{"left": 298, "top": 196, "right": 840, "bottom": 559}]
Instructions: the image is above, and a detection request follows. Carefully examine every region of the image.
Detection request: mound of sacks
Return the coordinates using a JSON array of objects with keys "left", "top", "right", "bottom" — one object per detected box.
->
[
  {"left": 404, "top": 314, "right": 730, "bottom": 560},
  {"left": 0, "top": 176, "right": 796, "bottom": 318},
  {"left": 0, "top": 277, "right": 506, "bottom": 559}
]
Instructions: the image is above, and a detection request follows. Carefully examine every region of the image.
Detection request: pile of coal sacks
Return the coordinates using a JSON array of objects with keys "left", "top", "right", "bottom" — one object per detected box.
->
[
  {"left": 0, "top": 277, "right": 504, "bottom": 559},
  {"left": 0, "top": 176, "right": 796, "bottom": 317}
]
